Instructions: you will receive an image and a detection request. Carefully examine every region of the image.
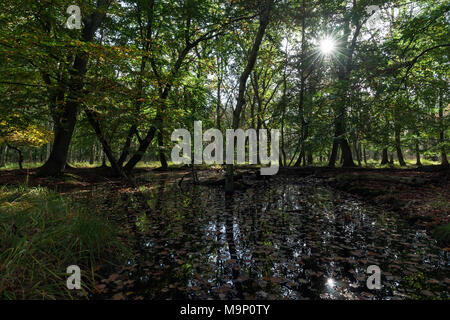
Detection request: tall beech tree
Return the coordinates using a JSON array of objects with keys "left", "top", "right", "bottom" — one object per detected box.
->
[{"left": 37, "top": 0, "right": 113, "bottom": 176}]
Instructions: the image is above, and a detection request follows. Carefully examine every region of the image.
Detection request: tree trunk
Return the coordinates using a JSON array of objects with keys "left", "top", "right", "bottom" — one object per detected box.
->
[
  {"left": 158, "top": 130, "right": 168, "bottom": 169},
  {"left": 280, "top": 55, "right": 288, "bottom": 167},
  {"left": 216, "top": 61, "right": 222, "bottom": 130},
  {"left": 395, "top": 128, "right": 406, "bottom": 166},
  {"left": 294, "top": 148, "right": 304, "bottom": 167},
  {"left": 116, "top": 1, "right": 155, "bottom": 169},
  {"left": 37, "top": 0, "right": 112, "bottom": 176},
  {"left": 0, "top": 145, "right": 7, "bottom": 167},
  {"left": 381, "top": 148, "right": 389, "bottom": 165},
  {"left": 415, "top": 143, "right": 422, "bottom": 166},
  {"left": 363, "top": 146, "right": 367, "bottom": 165},
  {"left": 225, "top": 0, "right": 273, "bottom": 194},
  {"left": 358, "top": 143, "right": 363, "bottom": 165},
  {"left": 124, "top": 126, "right": 157, "bottom": 173},
  {"left": 328, "top": 10, "right": 361, "bottom": 168},
  {"left": 354, "top": 142, "right": 361, "bottom": 166},
  {"left": 307, "top": 151, "right": 313, "bottom": 165},
  {"left": 89, "top": 143, "right": 95, "bottom": 165},
  {"left": 84, "top": 110, "right": 129, "bottom": 181},
  {"left": 329, "top": 103, "right": 355, "bottom": 167},
  {"left": 38, "top": 111, "right": 77, "bottom": 176},
  {"left": 439, "top": 93, "right": 449, "bottom": 166},
  {"left": 328, "top": 142, "right": 339, "bottom": 167},
  {"left": 341, "top": 139, "right": 354, "bottom": 167},
  {"left": 7, "top": 144, "right": 23, "bottom": 170},
  {"left": 101, "top": 153, "right": 107, "bottom": 168},
  {"left": 295, "top": 2, "right": 308, "bottom": 168}
]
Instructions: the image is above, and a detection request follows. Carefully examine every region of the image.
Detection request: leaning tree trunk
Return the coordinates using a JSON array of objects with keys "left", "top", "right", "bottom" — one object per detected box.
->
[
  {"left": 225, "top": 0, "right": 273, "bottom": 194},
  {"left": 328, "top": 142, "right": 339, "bottom": 167},
  {"left": 394, "top": 128, "right": 406, "bottom": 166},
  {"left": 294, "top": 148, "right": 305, "bottom": 167}
]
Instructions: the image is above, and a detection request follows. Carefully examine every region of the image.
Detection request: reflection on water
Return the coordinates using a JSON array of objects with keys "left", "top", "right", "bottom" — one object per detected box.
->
[{"left": 115, "top": 176, "right": 449, "bottom": 300}]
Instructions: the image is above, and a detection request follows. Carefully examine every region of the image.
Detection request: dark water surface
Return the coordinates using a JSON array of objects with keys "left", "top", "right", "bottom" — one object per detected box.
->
[{"left": 102, "top": 175, "right": 449, "bottom": 300}]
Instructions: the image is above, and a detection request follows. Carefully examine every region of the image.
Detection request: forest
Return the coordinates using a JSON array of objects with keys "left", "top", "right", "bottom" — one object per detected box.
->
[{"left": 0, "top": 0, "right": 449, "bottom": 302}]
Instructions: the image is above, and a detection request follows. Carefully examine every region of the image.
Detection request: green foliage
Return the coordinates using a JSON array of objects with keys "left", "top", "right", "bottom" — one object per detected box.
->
[
  {"left": 0, "top": 185, "right": 127, "bottom": 299},
  {"left": 0, "top": 0, "right": 448, "bottom": 168}
]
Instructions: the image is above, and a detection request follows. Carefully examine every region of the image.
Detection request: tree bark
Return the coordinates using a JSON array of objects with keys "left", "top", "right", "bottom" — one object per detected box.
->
[
  {"left": 307, "top": 151, "right": 313, "bottom": 165},
  {"left": 117, "top": 0, "right": 155, "bottom": 169},
  {"left": 7, "top": 144, "right": 23, "bottom": 170},
  {"left": 328, "top": 5, "right": 361, "bottom": 168},
  {"left": 363, "top": 145, "right": 367, "bottom": 165},
  {"left": 226, "top": 0, "right": 273, "bottom": 194},
  {"left": 123, "top": 126, "right": 157, "bottom": 172},
  {"left": 37, "top": 0, "right": 112, "bottom": 176},
  {"left": 328, "top": 142, "right": 339, "bottom": 168},
  {"left": 395, "top": 127, "right": 406, "bottom": 166},
  {"left": 415, "top": 143, "right": 422, "bottom": 166},
  {"left": 439, "top": 92, "right": 449, "bottom": 166},
  {"left": 84, "top": 110, "right": 131, "bottom": 183},
  {"left": 0, "top": 145, "right": 7, "bottom": 167},
  {"left": 381, "top": 148, "right": 389, "bottom": 165},
  {"left": 354, "top": 141, "right": 361, "bottom": 166},
  {"left": 89, "top": 143, "right": 95, "bottom": 165},
  {"left": 294, "top": 0, "right": 309, "bottom": 168},
  {"left": 158, "top": 130, "right": 168, "bottom": 169}
]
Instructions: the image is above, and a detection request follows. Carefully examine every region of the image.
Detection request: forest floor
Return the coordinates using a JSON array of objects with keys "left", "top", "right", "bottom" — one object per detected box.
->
[
  {"left": 0, "top": 165, "right": 449, "bottom": 299},
  {"left": 282, "top": 166, "right": 450, "bottom": 241},
  {"left": 1, "top": 165, "right": 448, "bottom": 238}
]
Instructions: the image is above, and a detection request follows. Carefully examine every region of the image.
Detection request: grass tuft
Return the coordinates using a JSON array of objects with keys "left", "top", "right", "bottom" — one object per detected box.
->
[{"left": 0, "top": 185, "right": 126, "bottom": 299}]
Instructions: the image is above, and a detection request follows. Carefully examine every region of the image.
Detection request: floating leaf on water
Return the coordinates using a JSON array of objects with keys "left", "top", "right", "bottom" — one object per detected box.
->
[{"left": 112, "top": 292, "right": 126, "bottom": 300}]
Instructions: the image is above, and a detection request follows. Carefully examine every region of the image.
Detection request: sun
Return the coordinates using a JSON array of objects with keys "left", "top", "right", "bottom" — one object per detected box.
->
[{"left": 319, "top": 37, "right": 336, "bottom": 55}]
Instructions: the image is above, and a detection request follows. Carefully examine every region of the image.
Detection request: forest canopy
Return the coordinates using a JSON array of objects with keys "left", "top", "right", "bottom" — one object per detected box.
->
[{"left": 0, "top": 0, "right": 448, "bottom": 174}]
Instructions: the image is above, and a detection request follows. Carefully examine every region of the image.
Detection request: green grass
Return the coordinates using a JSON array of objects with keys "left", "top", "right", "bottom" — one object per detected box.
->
[
  {"left": 0, "top": 157, "right": 442, "bottom": 171},
  {"left": 0, "top": 162, "right": 44, "bottom": 170},
  {"left": 0, "top": 185, "right": 127, "bottom": 299},
  {"left": 363, "top": 158, "right": 441, "bottom": 168},
  {"left": 0, "top": 160, "right": 165, "bottom": 170},
  {"left": 312, "top": 158, "right": 441, "bottom": 169}
]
